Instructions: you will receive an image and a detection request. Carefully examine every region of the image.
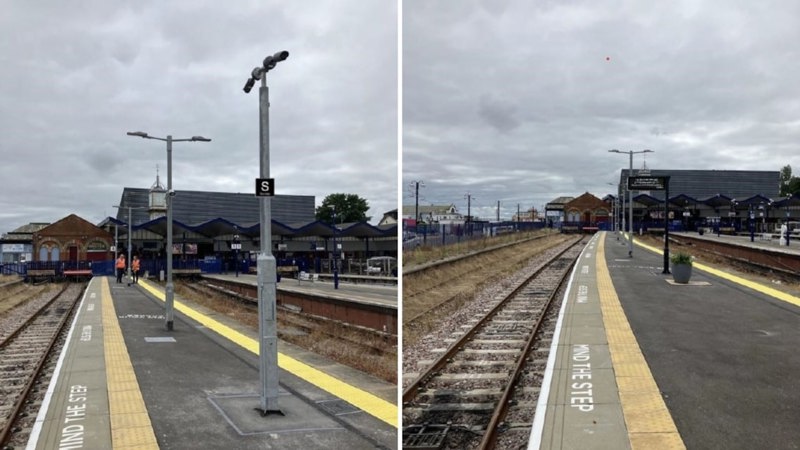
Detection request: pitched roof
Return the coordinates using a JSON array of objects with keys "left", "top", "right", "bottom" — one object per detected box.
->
[
  {"left": 116, "top": 187, "right": 315, "bottom": 225},
  {"left": 402, "top": 204, "right": 459, "bottom": 215},
  {"left": 620, "top": 169, "right": 779, "bottom": 201}
]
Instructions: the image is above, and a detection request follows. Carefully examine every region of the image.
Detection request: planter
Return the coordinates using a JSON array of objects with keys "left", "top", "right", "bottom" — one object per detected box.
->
[{"left": 672, "top": 263, "right": 692, "bottom": 283}]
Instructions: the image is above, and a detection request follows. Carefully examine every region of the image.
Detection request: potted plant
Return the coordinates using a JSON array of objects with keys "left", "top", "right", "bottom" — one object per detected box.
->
[{"left": 670, "top": 251, "right": 693, "bottom": 283}]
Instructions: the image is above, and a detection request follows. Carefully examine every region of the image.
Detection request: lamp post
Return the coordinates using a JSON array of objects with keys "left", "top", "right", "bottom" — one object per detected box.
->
[
  {"left": 112, "top": 205, "right": 147, "bottom": 282},
  {"left": 232, "top": 234, "right": 241, "bottom": 277},
  {"left": 410, "top": 180, "right": 424, "bottom": 225},
  {"left": 607, "top": 182, "right": 618, "bottom": 232},
  {"left": 609, "top": 149, "right": 654, "bottom": 257},
  {"left": 242, "top": 49, "right": 289, "bottom": 415},
  {"left": 332, "top": 205, "right": 339, "bottom": 290},
  {"left": 126, "top": 131, "right": 211, "bottom": 331},
  {"left": 465, "top": 193, "right": 473, "bottom": 235}
]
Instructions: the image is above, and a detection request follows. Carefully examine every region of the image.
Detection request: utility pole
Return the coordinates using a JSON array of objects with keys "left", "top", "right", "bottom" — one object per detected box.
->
[{"left": 465, "top": 193, "right": 473, "bottom": 235}]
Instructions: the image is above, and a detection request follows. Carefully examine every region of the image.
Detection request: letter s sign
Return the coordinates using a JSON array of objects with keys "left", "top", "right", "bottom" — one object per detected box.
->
[{"left": 255, "top": 178, "right": 275, "bottom": 197}]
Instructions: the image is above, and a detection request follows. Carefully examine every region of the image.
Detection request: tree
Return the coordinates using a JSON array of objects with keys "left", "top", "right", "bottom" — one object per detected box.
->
[
  {"left": 315, "top": 193, "right": 371, "bottom": 224},
  {"left": 780, "top": 165, "right": 800, "bottom": 197},
  {"left": 780, "top": 165, "right": 793, "bottom": 196},
  {"left": 788, "top": 178, "right": 800, "bottom": 196}
]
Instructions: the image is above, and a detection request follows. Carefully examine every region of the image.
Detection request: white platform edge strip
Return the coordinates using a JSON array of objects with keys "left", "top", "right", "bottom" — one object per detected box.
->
[
  {"left": 527, "top": 234, "right": 598, "bottom": 450},
  {"left": 26, "top": 278, "right": 95, "bottom": 450}
]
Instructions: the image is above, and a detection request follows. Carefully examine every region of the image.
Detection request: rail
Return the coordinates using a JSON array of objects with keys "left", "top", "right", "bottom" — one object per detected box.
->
[{"left": 0, "top": 284, "right": 80, "bottom": 446}]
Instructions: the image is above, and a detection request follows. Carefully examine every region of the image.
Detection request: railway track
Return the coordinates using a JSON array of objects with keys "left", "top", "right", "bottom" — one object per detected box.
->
[
  {"left": 402, "top": 237, "right": 586, "bottom": 449},
  {"left": 177, "top": 280, "right": 397, "bottom": 363},
  {"left": 0, "top": 282, "right": 84, "bottom": 447},
  {"left": 403, "top": 234, "right": 575, "bottom": 327}
]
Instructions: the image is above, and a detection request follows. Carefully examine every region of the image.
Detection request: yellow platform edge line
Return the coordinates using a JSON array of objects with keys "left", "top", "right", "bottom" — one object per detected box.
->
[
  {"left": 100, "top": 277, "right": 159, "bottom": 449},
  {"left": 596, "top": 233, "right": 686, "bottom": 449},
  {"left": 631, "top": 236, "right": 800, "bottom": 308},
  {"left": 136, "top": 279, "right": 398, "bottom": 428}
]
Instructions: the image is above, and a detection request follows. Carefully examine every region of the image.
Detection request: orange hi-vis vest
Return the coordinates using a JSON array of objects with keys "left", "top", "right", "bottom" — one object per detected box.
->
[
  {"left": 132, "top": 259, "right": 140, "bottom": 271},
  {"left": 116, "top": 258, "right": 126, "bottom": 269}
]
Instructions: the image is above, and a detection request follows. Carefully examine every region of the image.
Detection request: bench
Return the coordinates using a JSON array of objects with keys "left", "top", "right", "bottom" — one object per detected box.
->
[
  {"left": 172, "top": 269, "right": 202, "bottom": 279},
  {"left": 26, "top": 269, "right": 55, "bottom": 282},
  {"left": 297, "top": 271, "right": 319, "bottom": 283},
  {"left": 63, "top": 269, "right": 93, "bottom": 281},
  {"left": 277, "top": 265, "right": 298, "bottom": 278}
]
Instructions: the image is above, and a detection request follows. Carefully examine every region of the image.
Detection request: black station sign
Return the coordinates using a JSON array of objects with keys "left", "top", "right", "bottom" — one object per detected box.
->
[
  {"left": 628, "top": 176, "right": 669, "bottom": 191},
  {"left": 255, "top": 178, "right": 275, "bottom": 196}
]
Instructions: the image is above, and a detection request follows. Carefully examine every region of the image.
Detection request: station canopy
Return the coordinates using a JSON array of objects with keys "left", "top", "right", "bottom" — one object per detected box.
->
[
  {"left": 668, "top": 194, "right": 699, "bottom": 208},
  {"left": 773, "top": 192, "right": 800, "bottom": 209},
  {"left": 702, "top": 194, "right": 735, "bottom": 209},
  {"left": 100, "top": 215, "right": 396, "bottom": 240}
]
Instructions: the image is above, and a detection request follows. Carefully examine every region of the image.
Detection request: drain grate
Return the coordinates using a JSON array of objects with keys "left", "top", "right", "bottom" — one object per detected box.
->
[{"left": 402, "top": 424, "right": 450, "bottom": 449}]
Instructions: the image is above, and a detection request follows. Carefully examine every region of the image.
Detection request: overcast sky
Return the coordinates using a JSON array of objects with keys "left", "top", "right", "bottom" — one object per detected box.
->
[
  {"left": 403, "top": 0, "right": 800, "bottom": 221},
  {"left": 0, "top": 1, "right": 397, "bottom": 234}
]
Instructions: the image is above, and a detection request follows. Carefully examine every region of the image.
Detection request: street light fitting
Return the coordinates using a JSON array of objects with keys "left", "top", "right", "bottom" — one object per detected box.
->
[
  {"left": 190, "top": 136, "right": 211, "bottom": 142},
  {"left": 243, "top": 77, "right": 256, "bottom": 93},
  {"left": 243, "top": 51, "right": 289, "bottom": 95},
  {"left": 127, "top": 131, "right": 149, "bottom": 138},
  {"left": 263, "top": 51, "right": 289, "bottom": 70}
]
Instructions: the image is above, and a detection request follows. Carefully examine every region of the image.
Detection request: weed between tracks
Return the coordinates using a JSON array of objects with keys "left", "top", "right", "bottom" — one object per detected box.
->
[
  {"left": 403, "top": 229, "right": 554, "bottom": 269},
  {"left": 403, "top": 233, "right": 573, "bottom": 347},
  {"left": 172, "top": 282, "right": 396, "bottom": 384}
]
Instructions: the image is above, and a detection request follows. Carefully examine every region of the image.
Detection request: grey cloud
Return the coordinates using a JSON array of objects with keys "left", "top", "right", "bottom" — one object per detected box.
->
[{"left": 478, "top": 94, "right": 521, "bottom": 132}]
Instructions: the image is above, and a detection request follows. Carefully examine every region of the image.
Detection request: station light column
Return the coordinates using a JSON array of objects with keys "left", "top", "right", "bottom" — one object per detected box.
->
[
  {"left": 243, "top": 50, "right": 289, "bottom": 415},
  {"left": 126, "top": 131, "right": 211, "bottom": 330},
  {"left": 609, "top": 149, "right": 653, "bottom": 257}
]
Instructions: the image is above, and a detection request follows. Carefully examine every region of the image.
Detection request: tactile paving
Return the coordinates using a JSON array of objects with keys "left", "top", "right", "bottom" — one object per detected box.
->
[
  {"left": 596, "top": 236, "right": 685, "bottom": 449},
  {"left": 101, "top": 278, "right": 159, "bottom": 449}
]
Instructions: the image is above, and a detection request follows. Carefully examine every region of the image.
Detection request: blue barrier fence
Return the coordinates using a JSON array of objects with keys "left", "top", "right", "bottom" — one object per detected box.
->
[
  {"left": 404, "top": 221, "right": 547, "bottom": 249},
  {"left": 1, "top": 257, "right": 304, "bottom": 278}
]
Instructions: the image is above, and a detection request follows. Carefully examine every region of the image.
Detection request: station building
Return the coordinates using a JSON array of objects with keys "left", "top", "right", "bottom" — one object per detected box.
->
[
  {"left": 611, "top": 169, "right": 799, "bottom": 233},
  {"left": 0, "top": 223, "right": 48, "bottom": 264},
  {"left": 97, "top": 177, "right": 397, "bottom": 275},
  {"left": 1, "top": 176, "right": 397, "bottom": 276}
]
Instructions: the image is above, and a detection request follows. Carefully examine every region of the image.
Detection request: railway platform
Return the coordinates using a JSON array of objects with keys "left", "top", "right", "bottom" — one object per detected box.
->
[
  {"left": 203, "top": 273, "right": 398, "bottom": 308},
  {"left": 26, "top": 276, "right": 397, "bottom": 449},
  {"left": 671, "top": 230, "right": 800, "bottom": 255},
  {"left": 530, "top": 231, "right": 800, "bottom": 449}
]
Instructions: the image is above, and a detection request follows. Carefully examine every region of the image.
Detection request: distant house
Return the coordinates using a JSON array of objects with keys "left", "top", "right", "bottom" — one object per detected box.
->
[
  {"left": 512, "top": 207, "right": 540, "bottom": 222},
  {"left": 378, "top": 209, "right": 398, "bottom": 226},
  {"left": 563, "top": 192, "right": 611, "bottom": 225},
  {"left": 0, "top": 222, "right": 49, "bottom": 264},
  {"left": 545, "top": 196, "right": 575, "bottom": 224},
  {"left": 33, "top": 214, "right": 113, "bottom": 263},
  {"left": 402, "top": 204, "right": 463, "bottom": 224}
]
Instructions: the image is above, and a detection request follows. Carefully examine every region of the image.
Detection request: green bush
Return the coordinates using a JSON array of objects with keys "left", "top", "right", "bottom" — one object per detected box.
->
[{"left": 670, "top": 252, "right": 693, "bottom": 266}]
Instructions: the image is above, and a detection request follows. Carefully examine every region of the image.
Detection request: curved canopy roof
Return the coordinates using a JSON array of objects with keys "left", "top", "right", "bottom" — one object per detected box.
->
[
  {"left": 632, "top": 194, "right": 662, "bottom": 207},
  {"left": 99, "top": 216, "right": 397, "bottom": 240},
  {"left": 669, "top": 194, "right": 699, "bottom": 208},
  {"left": 773, "top": 193, "right": 800, "bottom": 208},
  {"left": 702, "top": 194, "right": 734, "bottom": 208}
]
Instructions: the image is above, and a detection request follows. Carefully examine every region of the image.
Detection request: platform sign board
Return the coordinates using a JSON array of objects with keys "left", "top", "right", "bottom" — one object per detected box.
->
[
  {"left": 255, "top": 178, "right": 275, "bottom": 196},
  {"left": 628, "top": 176, "right": 668, "bottom": 191}
]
